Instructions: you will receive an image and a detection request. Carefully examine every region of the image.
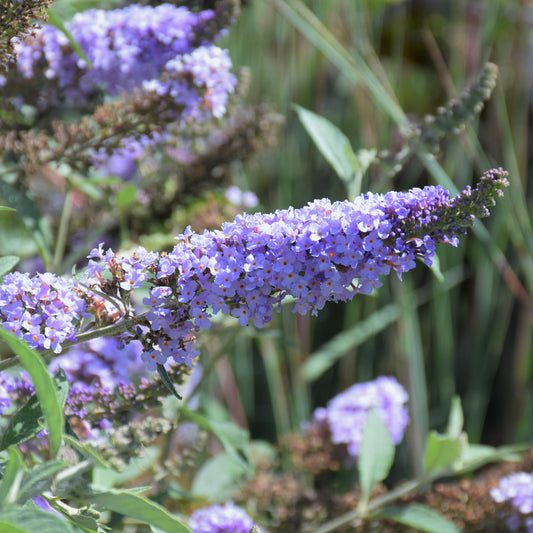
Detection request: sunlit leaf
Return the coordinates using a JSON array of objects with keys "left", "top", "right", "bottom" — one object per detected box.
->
[
  {"left": 358, "top": 409, "right": 395, "bottom": 500},
  {"left": 0, "top": 330, "right": 63, "bottom": 457},
  {"left": 85, "top": 488, "right": 191, "bottom": 533}
]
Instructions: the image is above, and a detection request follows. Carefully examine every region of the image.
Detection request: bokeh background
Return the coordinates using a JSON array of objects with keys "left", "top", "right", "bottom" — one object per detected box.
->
[{"left": 206, "top": 0, "right": 533, "bottom": 478}]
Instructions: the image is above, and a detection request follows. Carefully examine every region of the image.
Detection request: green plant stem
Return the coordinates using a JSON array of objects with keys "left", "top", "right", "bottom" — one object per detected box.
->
[
  {"left": 307, "top": 467, "right": 457, "bottom": 533},
  {"left": 52, "top": 188, "right": 74, "bottom": 273}
]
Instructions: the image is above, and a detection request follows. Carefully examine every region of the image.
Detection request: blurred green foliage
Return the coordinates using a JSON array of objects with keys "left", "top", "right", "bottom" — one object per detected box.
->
[{"left": 212, "top": 0, "right": 533, "bottom": 472}]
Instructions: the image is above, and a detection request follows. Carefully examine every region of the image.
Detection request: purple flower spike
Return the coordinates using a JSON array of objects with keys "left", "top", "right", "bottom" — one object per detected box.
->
[
  {"left": 312, "top": 376, "right": 409, "bottom": 458},
  {"left": 10, "top": 4, "right": 236, "bottom": 114},
  {"left": 189, "top": 502, "right": 256, "bottom": 533},
  {"left": 491, "top": 472, "right": 533, "bottom": 531},
  {"left": 0, "top": 169, "right": 509, "bottom": 370}
]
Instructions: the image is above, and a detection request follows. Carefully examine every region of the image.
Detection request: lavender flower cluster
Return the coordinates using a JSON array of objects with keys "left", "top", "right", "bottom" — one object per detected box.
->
[
  {"left": 0, "top": 169, "right": 509, "bottom": 370},
  {"left": 189, "top": 502, "right": 256, "bottom": 533},
  {"left": 0, "top": 272, "right": 88, "bottom": 353},
  {"left": 48, "top": 337, "right": 146, "bottom": 389},
  {"left": 5, "top": 4, "right": 236, "bottom": 119},
  {"left": 312, "top": 376, "right": 409, "bottom": 458},
  {"left": 491, "top": 472, "right": 533, "bottom": 532}
]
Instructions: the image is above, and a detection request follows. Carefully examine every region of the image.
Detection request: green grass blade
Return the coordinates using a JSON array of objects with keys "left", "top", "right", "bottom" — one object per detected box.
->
[{"left": 267, "top": 0, "right": 409, "bottom": 130}]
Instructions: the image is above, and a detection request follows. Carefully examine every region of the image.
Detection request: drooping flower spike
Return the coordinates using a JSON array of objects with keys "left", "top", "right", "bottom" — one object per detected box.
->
[{"left": 0, "top": 169, "right": 509, "bottom": 370}]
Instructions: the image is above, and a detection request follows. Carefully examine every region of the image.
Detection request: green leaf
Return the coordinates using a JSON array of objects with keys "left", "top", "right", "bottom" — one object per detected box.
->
[
  {"left": 0, "top": 447, "right": 24, "bottom": 508},
  {"left": 0, "top": 520, "right": 28, "bottom": 533},
  {"left": 179, "top": 406, "right": 251, "bottom": 471},
  {"left": 0, "top": 207, "right": 15, "bottom": 212},
  {"left": 46, "top": 11, "right": 92, "bottom": 67},
  {"left": 68, "top": 175, "right": 122, "bottom": 201},
  {"left": 53, "top": 368, "right": 70, "bottom": 409},
  {"left": 0, "top": 371, "right": 68, "bottom": 452},
  {"left": 0, "top": 256, "right": 19, "bottom": 279},
  {"left": 85, "top": 488, "right": 191, "bottom": 533},
  {"left": 116, "top": 184, "right": 138, "bottom": 209},
  {"left": 156, "top": 364, "right": 182, "bottom": 400},
  {"left": 293, "top": 104, "right": 358, "bottom": 184},
  {"left": 63, "top": 435, "right": 114, "bottom": 469},
  {"left": 0, "top": 212, "right": 39, "bottom": 259},
  {"left": 358, "top": 409, "right": 395, "bottom": 500},
  {"left": 0, "top": 329, "right": 63, "bottom": 457},
  {"left": 302, "top": 303, "right": 400, "bottom": 382},
  {"left": 423, "top": 431, "right": 462, "bottom": 473},
  {"left": 428, "top": 253, "right": 444, "bottom": 282},
  {"left": 0, "top": 395, "right": 44, "bottom": 451},
  {"left": 453, "top": 443, "right": 526, "bottom": 475},
  {"left": 191, "top": 453, "right": 249, "bottom": 500},
  {"left": 16, "top": 461, "right": 66, "bottom": 505},
  {"left": 374, "top": 504, "right": 461, "bottom": 533},
  {"left": 446, "top": 396, "right": 464, "bottom": 439},
  {"left": 0, "top": 181, "right": 52, "bottom": 266},
  {"left": 0, "top": 507, "right": 79, "bottom": 533}
]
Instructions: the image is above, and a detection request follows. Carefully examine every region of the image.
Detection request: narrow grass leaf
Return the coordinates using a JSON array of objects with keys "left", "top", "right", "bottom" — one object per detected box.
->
[
  {"left": 302, "top": 303, "right": 399, "bottom": 382},
  {"left": 156, "top": 363, "right": 182, "bottom": 399},
  {"left": 374, "top": 504, "right": 460, "bottom": 533},
  {"left": 0, "top": 329, "right": 63, "bottom": 457},
  {"left": 46, "top": 11, "right": 92, "bottom": 67},
  {"left": 268, "top": 0, "right": 409, "bottom": 129},
  {"left": 358, "top": 409, "right": 395, "bottom": 500},
  {"left": 85, "top": 489, "right": 191, "bottom": 533}
]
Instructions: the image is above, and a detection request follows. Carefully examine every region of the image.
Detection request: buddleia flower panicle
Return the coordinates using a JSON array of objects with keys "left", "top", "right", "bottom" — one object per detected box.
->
[
  {"left": 491, "top": 472, "right": 533, "bottom": 532},
  {"left": 189, "top": 502, "right": 257, "bottom": 533},
  {"left": 3, "top": 4, "right": 236, "bottom": 116},
  {"left": 0, "top": 169, "right": 509, "bottom": 370}
]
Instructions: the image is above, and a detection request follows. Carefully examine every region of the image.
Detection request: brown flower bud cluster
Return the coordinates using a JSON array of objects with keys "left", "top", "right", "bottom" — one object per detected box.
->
[{"left": 0, "top": 0, "right": 52, "bottom": 69}]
